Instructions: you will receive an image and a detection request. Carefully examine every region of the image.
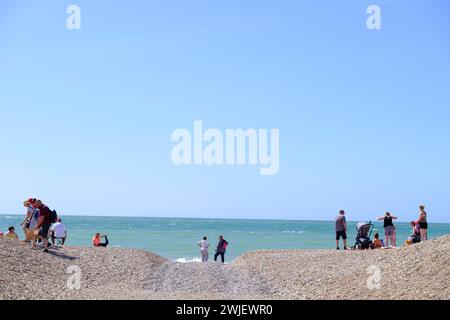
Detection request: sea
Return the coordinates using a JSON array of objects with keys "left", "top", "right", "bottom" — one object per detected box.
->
[{"left": 1, "top": 215, "right": 449, "bottom": 261}]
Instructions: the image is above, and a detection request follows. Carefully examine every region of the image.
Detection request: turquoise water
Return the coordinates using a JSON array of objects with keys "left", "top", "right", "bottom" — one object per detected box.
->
[{"left": 1, "top": 215, "right": 449, "bottom": 261}]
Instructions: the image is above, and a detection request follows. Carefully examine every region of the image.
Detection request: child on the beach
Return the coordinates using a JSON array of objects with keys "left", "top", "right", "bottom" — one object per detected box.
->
[
  {"left": 373, "top": 232, "right": 384, "bottom": 249},
  {"left": 5, "top": 226, "right": 19, "bottom": 240}
]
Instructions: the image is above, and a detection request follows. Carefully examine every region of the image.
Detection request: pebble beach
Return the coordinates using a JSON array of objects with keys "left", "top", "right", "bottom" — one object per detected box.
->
[{"left": 1, "top": 235, "right": 449, "bottom": 300}]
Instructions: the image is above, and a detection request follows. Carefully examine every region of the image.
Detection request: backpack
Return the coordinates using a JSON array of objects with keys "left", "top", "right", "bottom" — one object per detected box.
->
[{"left": 49, "top": 210, "right": 58, "bottom": 223}]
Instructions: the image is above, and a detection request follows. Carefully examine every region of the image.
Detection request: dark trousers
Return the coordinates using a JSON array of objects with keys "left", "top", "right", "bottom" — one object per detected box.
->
[
  {"left": 214, "top": 252, "right": 225, "bottom": 263},
  {"left": 99, "top": 236, "right": 109, "bottom": 247}
]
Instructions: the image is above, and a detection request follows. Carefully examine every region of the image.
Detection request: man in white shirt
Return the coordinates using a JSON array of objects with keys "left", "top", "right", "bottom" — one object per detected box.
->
[
  {"left": 198, "top": 236, "right": 209, "bottom": 262},
  {"left": 51, "top": 218, "right": 67, "bottom": 245}
]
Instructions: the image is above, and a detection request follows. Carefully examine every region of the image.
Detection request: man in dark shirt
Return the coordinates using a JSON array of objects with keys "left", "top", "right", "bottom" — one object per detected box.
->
[
  {"left": 35, "top": 200, "right": 52, "bottom": 253},
  {"left": 214, "top": 235, "right": 229, "bottom": 263}
]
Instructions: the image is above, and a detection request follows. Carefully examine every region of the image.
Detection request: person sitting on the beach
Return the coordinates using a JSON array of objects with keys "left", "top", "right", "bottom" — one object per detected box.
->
[
  {"left": 198, "top": 236, "right": 210, "bottom": 262},
  {"left": 335, "top": 210, "right": 348, "bottom": 250},
  {"left": 406, "top": 221, "right": 421, "bottom": 245},
  {"left": 92, "top": 233, "right": 109, "bottom": 248},
  {"left": 51, "top": 218, "right": 67, "bottom": 245},
  {"left": 372, "top": 233, "right": 384, "bottom": 249},
  {"left": 214, "top": 235, "right": 228, "bottom": 263},
  {"left": 5, "top": 226, "right": 19, "bottom": 240}
]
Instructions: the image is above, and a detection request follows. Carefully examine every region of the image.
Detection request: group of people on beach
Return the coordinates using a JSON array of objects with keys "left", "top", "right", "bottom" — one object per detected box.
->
[
  {"left": 1, "top": 198, "right": 430, "bottom": 258},
  {"left": 1, "top": 198, "right": 111, "bottom": 253},
  {"left": 334, "top": 204, "right": 429, "bottom": 250},
  {"left": 198, "top": 235, "right": 229, "bottom": 263},
  {"left": 2, "top": 198, "right": 66, "bottom": 253}
]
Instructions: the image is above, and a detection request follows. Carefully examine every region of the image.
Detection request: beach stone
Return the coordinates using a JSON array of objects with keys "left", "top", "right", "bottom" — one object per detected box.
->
[{"left": 0, "top": 235, "right": 449, "bottom": 299}]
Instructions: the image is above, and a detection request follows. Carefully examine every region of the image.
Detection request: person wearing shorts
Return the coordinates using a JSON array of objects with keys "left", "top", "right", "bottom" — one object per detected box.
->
[
  {"left": 335, "top": 210, "right": 348, "bottom": 250},
  {"left": 416, "top": 205, "right": 428, "bottom": 241},
  {"left": 39, "top": 223, "right": 52, "bottom": 248},
  {"left": 377, "top": 212, "right": 398, "bottom": 247},
  {"left": 19, "top": 199, "right": 34, "bottom": 239},
  {"left": 34, "top": 200, "right": 52, "bottom": 253},
  {"left": 28, "top": 200, "right": 40, "bottom": 248}
]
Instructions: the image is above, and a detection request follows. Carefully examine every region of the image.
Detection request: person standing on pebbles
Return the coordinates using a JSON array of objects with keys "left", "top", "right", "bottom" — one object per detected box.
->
[
  {"left": 214, "top": 235, "right": 229, "bottom": 263},
  {"left": 198, "top": 236, "right": 210, "bottom": 262},
  {"left": 335, "top": 210, "right": 348, "bottom": 250},
  {"left": 416, "top": 205, "right": 428, "bottom": 241},
  {"left": 377, "top": 211, "right": 398, "bottom": 247},
  {"left": 19, "top": 199, "right": 34, "bottom": 239},
  {"left": 34, "top": 200, "right": 52, "bottom": 253}
]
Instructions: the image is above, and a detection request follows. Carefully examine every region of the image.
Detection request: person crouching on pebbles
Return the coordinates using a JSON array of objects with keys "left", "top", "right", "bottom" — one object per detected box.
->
[
  {"left": 214, "top": 235, "right": 229, "bottom": 263},
  {"left": 198, "top": 236, "right": 210, "bottom": 262},
  {"left": 34, "top": 200, "right": 53, "bottom": 253}
]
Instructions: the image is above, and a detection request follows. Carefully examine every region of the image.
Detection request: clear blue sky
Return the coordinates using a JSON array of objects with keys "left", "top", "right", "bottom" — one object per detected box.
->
[{"left": 0, "top": 0, "right": 449, "bottom": 222}]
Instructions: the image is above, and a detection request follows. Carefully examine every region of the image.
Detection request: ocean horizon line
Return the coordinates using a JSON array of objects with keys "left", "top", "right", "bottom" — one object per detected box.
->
[{"left": 0, "top": 213, "right": 449, "bottom": 224}]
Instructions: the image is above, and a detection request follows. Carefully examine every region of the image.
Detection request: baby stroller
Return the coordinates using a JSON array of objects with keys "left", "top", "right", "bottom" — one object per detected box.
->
[{"left": 352, "top": 221, "right": 374, "bottom": 250}]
